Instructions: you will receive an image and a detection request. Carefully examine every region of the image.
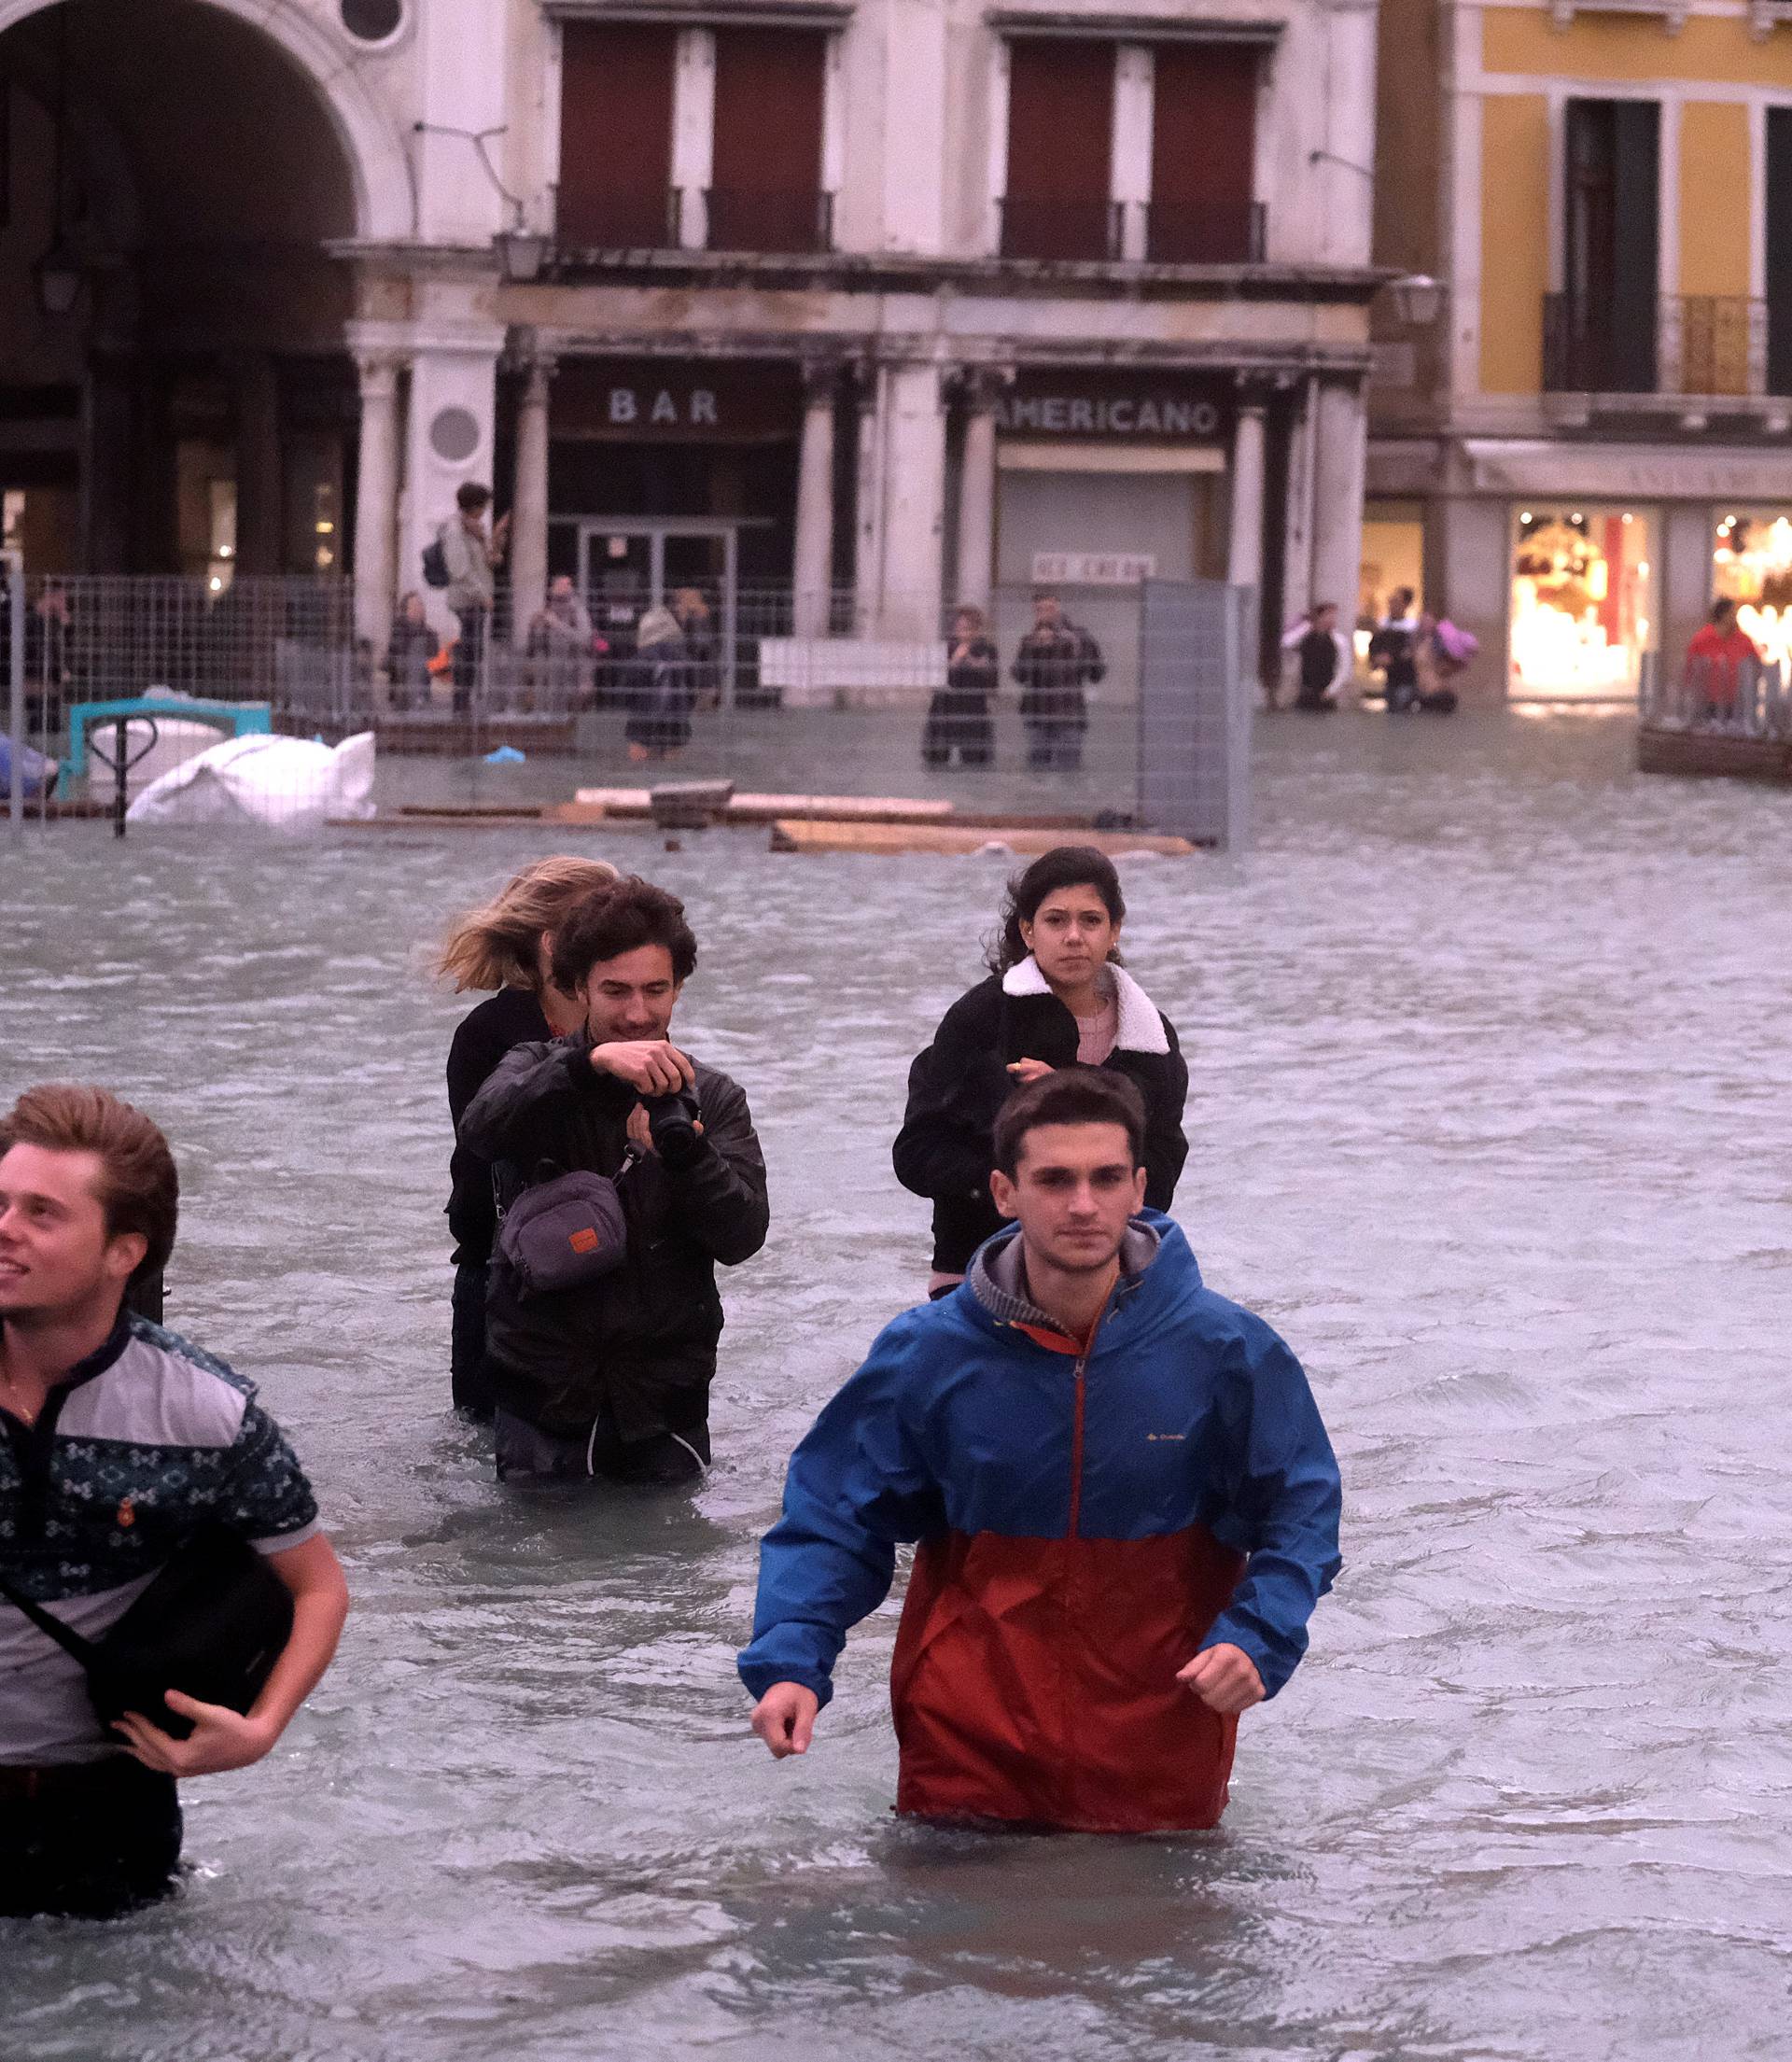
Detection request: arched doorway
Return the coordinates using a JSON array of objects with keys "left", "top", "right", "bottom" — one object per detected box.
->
[{"left": 0, "top": 0, "right": 385, "bottom": 575}]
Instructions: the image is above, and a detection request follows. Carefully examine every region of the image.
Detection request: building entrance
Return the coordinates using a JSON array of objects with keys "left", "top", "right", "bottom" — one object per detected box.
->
[{"left": 578, "top": 518, "right": 739, "bottom": 699}]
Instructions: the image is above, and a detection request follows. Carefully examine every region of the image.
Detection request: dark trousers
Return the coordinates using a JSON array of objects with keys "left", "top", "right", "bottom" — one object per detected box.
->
[
  {"left": 451, "top": 1260, "right": 498, "bottom": 1420},
  {"left": 494, "top": 1405, "right": 710, "bottom": 1487},
  {"left": 452, "top": 607, "right": 487, "bottom": 714},
  {"left": 1025, "top": 720, "right": 1084, "bottom": 770},
  {"left": 0, "top": 1759, "right": 182, "bottom": 1920}
]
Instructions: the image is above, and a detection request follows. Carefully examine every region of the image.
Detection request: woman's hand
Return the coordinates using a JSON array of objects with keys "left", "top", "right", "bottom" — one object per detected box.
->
[{"left": 1006, "top": 1058, "right": 1054, "bottom": 1087}]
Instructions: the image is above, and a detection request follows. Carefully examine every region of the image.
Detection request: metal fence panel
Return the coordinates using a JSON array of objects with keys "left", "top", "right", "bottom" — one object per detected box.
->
[
  {"left": 3, "top": 571, "right": 1246, "bottom": 836},
  {"left": 1136, "top": 578, "right": 1253, "bottom": 849}
]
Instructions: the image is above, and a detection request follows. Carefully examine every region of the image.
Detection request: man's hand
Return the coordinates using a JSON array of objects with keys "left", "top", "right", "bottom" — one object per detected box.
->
[
  {"left": 591, "top": 1040, "right": 694, "bottom": 1097},
  {"left": 1176, "top": 1643, "right": 1266, "bottom": 1716},
  {"left": 113, "top": 1692, "right": 279, "bottom": 1777},
  {"left": 1006, "top": 1057, "right": 1054, "bottom": 1087},
  {"left": 751, "top": 1682, "right": 820, "bottom": 1759},
  {"left": 625, "top": 1102, "right": 705, "bottom": 1157}
]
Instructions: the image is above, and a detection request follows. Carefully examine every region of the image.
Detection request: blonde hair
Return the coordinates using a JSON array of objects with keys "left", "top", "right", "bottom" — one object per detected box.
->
[{"left": 437, "top": 856, "right": 622, "bottom": 993}]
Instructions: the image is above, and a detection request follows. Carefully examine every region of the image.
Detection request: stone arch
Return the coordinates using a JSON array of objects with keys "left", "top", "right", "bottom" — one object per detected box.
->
[{"left": 0, "top": 0, "right": 414, "bottom": 241}]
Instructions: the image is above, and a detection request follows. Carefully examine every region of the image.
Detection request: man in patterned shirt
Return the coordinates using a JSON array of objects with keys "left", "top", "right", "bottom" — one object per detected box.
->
[{"left": 0, "top": 1085, "right": 349, "bottom": 1918}]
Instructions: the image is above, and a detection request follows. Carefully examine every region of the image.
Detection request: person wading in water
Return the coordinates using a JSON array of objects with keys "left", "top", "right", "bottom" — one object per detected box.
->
[
  {"left": 893, "top": 845, "right": 1188, "bottom": 1299},
  {"left": 743, "top": 1069, "right": 1341, "bottom": 1832}
]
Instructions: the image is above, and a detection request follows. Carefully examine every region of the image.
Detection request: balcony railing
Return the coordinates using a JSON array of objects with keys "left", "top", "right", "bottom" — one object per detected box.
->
[
  {"left": 1544, "top": 292, "right": 1788, "bottom": 399},
  {"left": 1143, "top": 200, "right": 1266, "bottom": 264},
  {"left": 555, "top": 189, "right": 680, "bottom": 250},
  {"left": 699, "top": 187, "right": 833, "bottom": 255},
  {"left": 997, "top": 197, "right": 1124, "bottom": 263}
]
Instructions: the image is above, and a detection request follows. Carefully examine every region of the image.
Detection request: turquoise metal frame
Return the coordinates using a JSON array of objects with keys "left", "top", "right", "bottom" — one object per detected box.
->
[{"left": 64, "top": 696, "right": 273, "bottom": 779}]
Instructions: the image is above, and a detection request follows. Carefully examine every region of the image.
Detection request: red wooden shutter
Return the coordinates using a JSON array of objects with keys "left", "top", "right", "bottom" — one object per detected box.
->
[
  {"left": 709, "top": 29, "right": 827, "bottom": 250},
  {"left": 1148, "top": 45, "right": 1260, "bottom": 260},
  {"left": 558, "top": 23, "right": 677, "bottom": 245},
  {"left": 1002, "top": 40, "right": 1115, "bottom": 260}
]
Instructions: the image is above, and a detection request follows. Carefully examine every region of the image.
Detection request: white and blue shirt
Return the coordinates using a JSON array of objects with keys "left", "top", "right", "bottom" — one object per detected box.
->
[{"left": 0, "top": 1313, "right": 320, "bottom": 1765}]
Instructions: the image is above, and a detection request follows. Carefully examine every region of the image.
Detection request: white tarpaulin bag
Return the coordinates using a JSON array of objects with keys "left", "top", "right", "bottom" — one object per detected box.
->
[{"left": 126, "top": 732, "right": 375, "bottom": 828}]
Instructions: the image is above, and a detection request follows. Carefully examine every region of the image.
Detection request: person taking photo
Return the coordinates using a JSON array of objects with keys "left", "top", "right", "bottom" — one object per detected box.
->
[
  {"left": 458, "top": 877, "right": 769, "bottom": 1486},
  {"left": 0, "top": 1087, "right": 348, "bottom": 1919},
  {"left": 893, "top": 845, "right": 1188, "bottom": 1298},
  {"left": 743, "top": 1068, "right": 1341, "bottom": 1833}
]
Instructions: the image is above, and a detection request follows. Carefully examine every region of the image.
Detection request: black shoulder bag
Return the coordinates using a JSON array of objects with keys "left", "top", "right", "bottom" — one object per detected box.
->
[{"left": 0, "top": 1525, "right": 294, "bottom": 1741}]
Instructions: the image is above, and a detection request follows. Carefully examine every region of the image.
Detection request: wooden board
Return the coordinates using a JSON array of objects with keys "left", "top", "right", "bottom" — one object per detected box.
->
[
  {"left": 767, "top": 820, "right": 1197, "bottom": 858},
  {"left": 1638, "top": 726, "right": 1792, "bottom": 784},
  {"left": 569, "top": 786, "right": 1097, "bottom": 828}
]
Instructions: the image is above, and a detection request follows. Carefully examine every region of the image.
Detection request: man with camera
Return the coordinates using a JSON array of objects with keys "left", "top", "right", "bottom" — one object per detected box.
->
[
  {"left": 1012, "top": 590, "right": 1107, "bottom": 772},
  {"left": 459, "top": 877, "right": 768, "bottom": 1486}
]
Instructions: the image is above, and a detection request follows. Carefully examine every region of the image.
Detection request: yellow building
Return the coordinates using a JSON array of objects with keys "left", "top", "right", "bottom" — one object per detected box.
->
[{"left": 1369, "top": 0, "right": 1792, "bottom": 700}]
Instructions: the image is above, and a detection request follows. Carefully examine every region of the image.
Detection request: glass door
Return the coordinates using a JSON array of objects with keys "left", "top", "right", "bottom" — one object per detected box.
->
[{"left": 578, "top": 522, "right": 737, "bottom": 703}]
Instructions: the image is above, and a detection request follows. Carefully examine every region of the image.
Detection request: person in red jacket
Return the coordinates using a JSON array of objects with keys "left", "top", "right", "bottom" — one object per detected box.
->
[
  {"left": 1685, "top": 596, "right": 1760, "bottom": 720},
  {"left": 741, "top": 1068, "right": 1341, "bottom": 1833}
]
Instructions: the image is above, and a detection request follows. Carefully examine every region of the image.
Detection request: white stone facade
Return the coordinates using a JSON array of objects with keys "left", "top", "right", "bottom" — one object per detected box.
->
[{"left": 0, "top": 0, "right": 1382, "bottom": 654}]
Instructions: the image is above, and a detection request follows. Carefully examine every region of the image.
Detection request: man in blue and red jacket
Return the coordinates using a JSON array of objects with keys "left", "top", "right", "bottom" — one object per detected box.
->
[{"left": 740, "top": 1068, "right": 1341, "bottom": 1833}]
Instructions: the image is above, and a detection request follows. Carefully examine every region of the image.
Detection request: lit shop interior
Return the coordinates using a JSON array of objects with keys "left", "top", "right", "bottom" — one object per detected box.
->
[
  {"left": 1709, "top": 512, "right": 1792, "bottom": 666},
  {"left": 1509, "top": 508, "right": 1654, "bottom": 700}
]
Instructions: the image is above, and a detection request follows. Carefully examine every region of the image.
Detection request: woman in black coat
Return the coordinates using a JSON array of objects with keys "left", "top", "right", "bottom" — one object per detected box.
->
[
  {"left": 893, "top": 845, "right": 1189, "bottom": 1291},
  {"left": 439, "top": 855, "right": 619, "bottom": 1415}
]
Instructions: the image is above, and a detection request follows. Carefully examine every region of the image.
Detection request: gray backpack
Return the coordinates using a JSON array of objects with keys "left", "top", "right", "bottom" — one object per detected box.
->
[{"left": 495, "top": 1169, "right": 627, "bottom": 1296}]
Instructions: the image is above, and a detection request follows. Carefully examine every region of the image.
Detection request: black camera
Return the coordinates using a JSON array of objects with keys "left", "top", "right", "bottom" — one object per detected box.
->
[{"left": 642, "top": 1087, "right": 703, "bottom": 1167}]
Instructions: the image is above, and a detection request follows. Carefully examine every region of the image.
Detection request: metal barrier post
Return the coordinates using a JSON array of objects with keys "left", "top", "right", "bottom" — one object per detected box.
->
[{"left": 5, "top": 549, "right": 21, "bottom": 834}]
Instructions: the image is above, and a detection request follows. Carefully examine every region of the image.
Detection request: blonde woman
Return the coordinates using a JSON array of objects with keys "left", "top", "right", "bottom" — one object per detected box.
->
[{"left": 439, "top": 856, "right": 620, "bottom": 1415}]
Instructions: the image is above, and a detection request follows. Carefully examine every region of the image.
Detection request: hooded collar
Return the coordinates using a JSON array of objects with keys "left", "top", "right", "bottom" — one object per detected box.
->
[
  {"left": 968, "top": 1214, "right": 1166, "bottom": 1347},
  {"left": 1000, "top": 956, "right": 1170, "bottom": 1058}
]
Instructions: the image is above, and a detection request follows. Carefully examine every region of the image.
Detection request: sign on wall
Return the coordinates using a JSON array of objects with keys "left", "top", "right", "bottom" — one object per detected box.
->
[
  {"left": 1031, "top": 552, "right": 1158, "bottom": 585},
  {"left": 997, "top": 372, "right": 1233, "bottom": 442}
]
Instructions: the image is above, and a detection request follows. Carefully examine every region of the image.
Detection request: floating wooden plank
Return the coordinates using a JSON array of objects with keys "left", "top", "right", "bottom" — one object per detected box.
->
[
  {"left": 1638, "top": 725, "right": 1792, "bottom": 784},
  {"left": 767, "top": 820, "right": 1196, "bottom": 858},
  {"left": 568, "top": 786, "right": 1095, "bottom": 828}
]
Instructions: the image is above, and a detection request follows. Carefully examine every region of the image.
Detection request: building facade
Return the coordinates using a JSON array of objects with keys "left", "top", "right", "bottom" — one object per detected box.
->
[
  {"left": 0, "top": 0, "right": 1380, "bottom": 666},
  {"left": 1371, "top": 0, "right": 1792, "bottom": 701}
]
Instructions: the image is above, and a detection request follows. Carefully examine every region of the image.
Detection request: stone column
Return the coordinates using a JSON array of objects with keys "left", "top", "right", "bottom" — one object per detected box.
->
[
  {"left": 510, "top": 355, "right": 554, "bottom": 649},
  {"left": 1226, "top": 393, "right": 1269, "bottom": 595},
  {"left": 353, "top": 354, "right": 403, "bottom": 650},
  {"left": 1280, "top": 379, "right": 1317, "bottom": 629},
  {"left": 873, "top": 361, "right": 948, "bottom": 638},
  {"left": 1309, "top": 374, "right": 1369, "bottom": 624},
  {"left": 792, "top": 362, "right": 837, "bottom": 637},
  {"left": 952, "top": 368, "right": 1007, "bottom": 614}
]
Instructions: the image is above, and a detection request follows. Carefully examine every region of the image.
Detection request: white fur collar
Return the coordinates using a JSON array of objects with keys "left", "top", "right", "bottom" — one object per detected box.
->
[{"left": 1001, "top": 955, "right": 1170, "bottom": 1056}]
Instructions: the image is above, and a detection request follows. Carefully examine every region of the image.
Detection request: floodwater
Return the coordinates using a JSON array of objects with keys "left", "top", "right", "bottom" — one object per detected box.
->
[{"left": 3, "top": 710, "right": 1789, "bottom": 2061}]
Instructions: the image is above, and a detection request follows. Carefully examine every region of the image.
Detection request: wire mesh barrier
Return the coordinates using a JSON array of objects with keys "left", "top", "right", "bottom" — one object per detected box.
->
[
  {"left": 4, "top": 572, "right": 1249, "bottom": 847},
  {"left": 1641, "top": 651, "right": 1792, "bottom": 739}
]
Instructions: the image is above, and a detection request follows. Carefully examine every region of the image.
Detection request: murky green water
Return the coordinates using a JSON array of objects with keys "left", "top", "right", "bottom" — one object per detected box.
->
[{"left": 4, "top": 710, "right": 1788, "bottom": 2061}]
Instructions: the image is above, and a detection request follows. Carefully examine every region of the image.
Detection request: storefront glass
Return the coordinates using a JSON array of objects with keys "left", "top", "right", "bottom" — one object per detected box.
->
[
  {"left": 1710, "top": 510, "right": 1792, "bottom": 666},
  {"left": 1509, "top": 506, "right": 1655, "bottom": 699}
]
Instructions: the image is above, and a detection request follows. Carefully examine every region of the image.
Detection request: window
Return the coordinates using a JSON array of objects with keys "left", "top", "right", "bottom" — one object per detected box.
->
[
  {"left": 1147, "top": 45, "right": 1261, "bottom": 262},
  {"left": 1001, "top": 41, "right": 1116, "bottom": 260},
  {"left": 1546, "top": 100, "right": 1659, "bottom": 392},
  {"left": 707, "top": 28, "right": 829, "bottom": 252},
  {"left": 558, "top": 23, "right": 678, "bottom": 247},
  {"left": 1766, "top": 109, "right": 1792, "bottom": 395}
]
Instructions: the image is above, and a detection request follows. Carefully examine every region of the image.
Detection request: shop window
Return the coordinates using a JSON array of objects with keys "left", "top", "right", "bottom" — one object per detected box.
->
[
  {"left": 707, "top": 28, "right": 829, "bottom": 252},
  {"left": 1001, "top": 41, "right": 1116, "bottom": 260},
  {"left": 1510, "top": 507, "right": 1654, "bottom": 697},
  {"left": 559, "top": 23, "right": 677, "bottom": 247},
  {"left": 1147, "top": 45, "right": 1262, "bottom": 263},
  {"left": 1359, "top": 505, "right": 1423, "bottom": 651},
  {"left": 1711, "top": 509, "right": 1792, "bottom": 667}
]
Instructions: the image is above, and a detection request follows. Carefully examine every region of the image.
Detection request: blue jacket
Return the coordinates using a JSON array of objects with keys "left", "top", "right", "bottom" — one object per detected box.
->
[{"left": 739, "top": 1213, "right": 1341, "bottom": 1831}]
